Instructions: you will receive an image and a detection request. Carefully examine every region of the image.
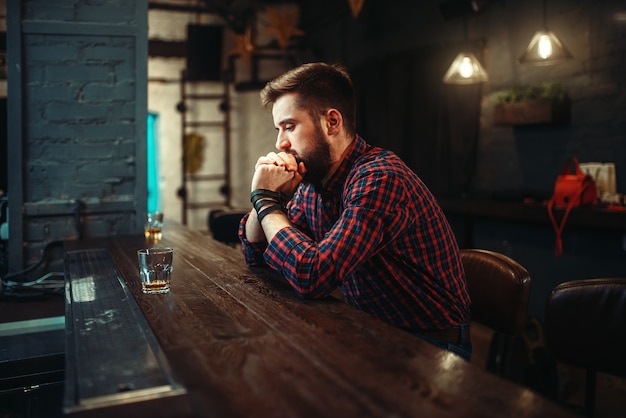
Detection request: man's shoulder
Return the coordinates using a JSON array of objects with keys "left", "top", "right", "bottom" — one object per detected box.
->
[{"left": 354, "top": 146, "right": 409, "bottom": 172}]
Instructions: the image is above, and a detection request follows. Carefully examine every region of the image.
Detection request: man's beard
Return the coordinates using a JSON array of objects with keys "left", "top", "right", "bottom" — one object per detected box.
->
[{"left": 298, "top": 125, "right": 332, "bottom": 186}]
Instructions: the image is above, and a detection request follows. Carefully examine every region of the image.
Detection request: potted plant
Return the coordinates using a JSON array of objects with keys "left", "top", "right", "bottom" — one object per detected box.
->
[{"left": 493, "top": 82, "right": 571, "bottom": 126}]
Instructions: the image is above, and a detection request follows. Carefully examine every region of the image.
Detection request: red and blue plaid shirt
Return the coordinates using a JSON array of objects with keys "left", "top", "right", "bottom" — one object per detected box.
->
[{"left": 240, "top": 136, "right": 470, "bottom": 332}]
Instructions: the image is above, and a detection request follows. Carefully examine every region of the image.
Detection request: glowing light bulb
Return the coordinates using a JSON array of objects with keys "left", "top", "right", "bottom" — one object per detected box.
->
[
  {"left": 443, "top": 52, "right": 488, "bottom": 84},
  {"left": 459, "top": 56, "right": 474, "bottom": 78},
  {"left": 538, "top": 34, "right": 553, "bottom": 59}
]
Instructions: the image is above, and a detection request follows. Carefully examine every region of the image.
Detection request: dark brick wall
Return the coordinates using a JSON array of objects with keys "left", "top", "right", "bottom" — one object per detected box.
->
[
  {"left": 7, "top": 0, "right": 147, "bottom": 267},
  {"left": 475, "top": 0, "right": 626, "bottom": 200},
  {"left": 22, "top": 0, "right": 138, "bottom": 23},
  {"left": 24, "top": 34, "right": 137, "bottom": 200}
]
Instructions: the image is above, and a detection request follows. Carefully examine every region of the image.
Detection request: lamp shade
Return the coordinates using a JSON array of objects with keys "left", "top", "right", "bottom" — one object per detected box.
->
[
  {"left": 443, "top": 52, "right": 489, "bottom": 84},
  {"left": 519, "top": 30, "right": 573, "bottom": 64}
]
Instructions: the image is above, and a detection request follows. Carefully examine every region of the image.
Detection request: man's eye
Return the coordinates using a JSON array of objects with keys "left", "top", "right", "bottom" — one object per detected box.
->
[{"left": 285, "top": 124, "right": 295, "bottom": 131}]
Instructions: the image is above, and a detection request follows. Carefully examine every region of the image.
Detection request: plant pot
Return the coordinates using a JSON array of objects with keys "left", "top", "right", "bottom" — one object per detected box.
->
[{"left": 493, "top": 98, "right": 571, "bottom": 126}]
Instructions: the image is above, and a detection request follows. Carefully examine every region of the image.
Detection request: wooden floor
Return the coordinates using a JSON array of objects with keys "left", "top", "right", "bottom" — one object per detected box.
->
[{"left": 470, "top": 321, "right": 626, "bottom": 418}]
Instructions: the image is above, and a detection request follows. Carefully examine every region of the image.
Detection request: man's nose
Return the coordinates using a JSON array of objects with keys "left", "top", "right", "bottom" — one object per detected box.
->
[{"left": 276, "top": 133, "right": 290, "bottom": 150}]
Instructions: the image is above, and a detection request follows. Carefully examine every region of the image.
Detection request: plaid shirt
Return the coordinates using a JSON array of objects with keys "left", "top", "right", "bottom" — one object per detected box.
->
[{"left": 240, "top": 136, "right": 470, "bottom": 332}]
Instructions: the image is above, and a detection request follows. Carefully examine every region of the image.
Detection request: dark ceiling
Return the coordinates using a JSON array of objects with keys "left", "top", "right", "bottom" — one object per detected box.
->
[{"left": 148, "top": 0, "right": 500, "bottom": 35}]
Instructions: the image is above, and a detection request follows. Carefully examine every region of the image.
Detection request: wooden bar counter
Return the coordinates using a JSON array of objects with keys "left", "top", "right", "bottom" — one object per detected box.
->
[{"left": 63, "top": 219, "right": 573, "bottom": 418}]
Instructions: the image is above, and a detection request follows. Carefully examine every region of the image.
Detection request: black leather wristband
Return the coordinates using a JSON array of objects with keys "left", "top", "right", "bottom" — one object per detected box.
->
[
  {"left": 250, "top": 189, "right": 286, "bottom": 206},
  {"left": 251, "top": 189, "right": 287, "bottom": 218},
  {"left": 256, "top": 203, "right": 285, "bottom": 223}
]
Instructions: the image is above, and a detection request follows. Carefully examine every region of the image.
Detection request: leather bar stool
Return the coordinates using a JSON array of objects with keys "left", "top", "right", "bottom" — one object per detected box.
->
[
  {"left": 545, "top": 278, "right": 626, "bottom": 418},
  {"left": 460, "top": 249, "right": 531, "bottom": 376},
  {"left": 207, "top": 209, "right": 247, "bottom": 246}
]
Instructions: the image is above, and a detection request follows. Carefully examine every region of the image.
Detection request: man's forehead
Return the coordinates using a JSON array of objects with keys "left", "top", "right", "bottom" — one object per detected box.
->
[{"left": 273, "top": 96, "right": 309, "bottom": 123}]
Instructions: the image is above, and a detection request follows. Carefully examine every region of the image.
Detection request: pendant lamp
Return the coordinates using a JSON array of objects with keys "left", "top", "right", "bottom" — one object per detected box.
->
[
  {"left": 443, "top": 52, "right": 489, "bottom": 84},
  {"left": 519, "top": 0, "right": 573, "bottom": 64},
  {"left": 443, "top": 18, "right": 488, "bottom": 85}
]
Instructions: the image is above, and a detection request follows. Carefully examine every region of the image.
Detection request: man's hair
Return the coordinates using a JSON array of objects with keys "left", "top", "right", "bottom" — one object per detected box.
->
[{"left": 260, "top": 62, "right": 357, "bottom": 138}]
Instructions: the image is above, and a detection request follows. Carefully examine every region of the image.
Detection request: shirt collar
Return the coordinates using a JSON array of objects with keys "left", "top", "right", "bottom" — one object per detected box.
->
[{"left": 319, "top": 135, "right": 367, "bottom": 195}]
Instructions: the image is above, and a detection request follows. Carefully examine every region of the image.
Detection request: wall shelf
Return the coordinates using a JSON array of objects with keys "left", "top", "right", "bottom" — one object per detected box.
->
[{"left": 493, "top": 98, "right": 571, "bottom": 126}]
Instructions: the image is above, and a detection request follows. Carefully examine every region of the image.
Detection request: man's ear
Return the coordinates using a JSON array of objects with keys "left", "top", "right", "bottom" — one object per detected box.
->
[{"left": 325, "top": 109, "right": 342, "bottom": 135}]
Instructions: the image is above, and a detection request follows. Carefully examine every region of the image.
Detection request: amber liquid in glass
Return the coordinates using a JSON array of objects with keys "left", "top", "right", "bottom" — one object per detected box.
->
[
  {"left": 142, "top": 280, "right": 169, "bottom": 294},
  {"left": 144, "top": 227, "right": 162, "bottom": 240}
]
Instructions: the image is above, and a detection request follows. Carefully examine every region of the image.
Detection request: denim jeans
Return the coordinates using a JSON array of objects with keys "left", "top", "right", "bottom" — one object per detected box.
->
[{"left": 410, "top": 324, "right": 472, "bottom": 362}]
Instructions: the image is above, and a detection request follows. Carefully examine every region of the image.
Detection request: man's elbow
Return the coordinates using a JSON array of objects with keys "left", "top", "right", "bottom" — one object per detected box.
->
[{"left": 293, "top": 283, "right": 331, "bottom": 300}]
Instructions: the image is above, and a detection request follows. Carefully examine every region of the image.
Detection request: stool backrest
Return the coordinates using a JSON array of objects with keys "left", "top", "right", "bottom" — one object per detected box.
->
[
  {"left": 461, "top": 249, "right": 531, "bottom": 336},
  {"left": 545, "top": 278, "right": 626, "bottom": 378},
  {"left": 208, "top": 209, "right": 247, "bottom": 245}
]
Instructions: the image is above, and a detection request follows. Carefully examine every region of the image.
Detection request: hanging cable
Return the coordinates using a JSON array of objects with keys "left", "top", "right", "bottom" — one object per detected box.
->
[
  {"left": 1, "top": 240, "right": 64, "bottom": 284},
  {"left": 3, "top": 271, "right": 65, "bottom": 288}
]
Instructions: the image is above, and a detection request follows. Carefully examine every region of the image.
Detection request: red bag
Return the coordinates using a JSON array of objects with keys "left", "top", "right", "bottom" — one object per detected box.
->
[{"left": 547, "top": 157, "right": 597, "bottom": 256}]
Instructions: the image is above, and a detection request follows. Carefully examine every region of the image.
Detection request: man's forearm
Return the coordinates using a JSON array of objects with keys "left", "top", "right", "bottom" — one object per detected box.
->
[
  {"left": 244, "top": 209, "right": 266, "bottom": 243},
  {"left": 245, "top": 206, "right": 290, "bottom": 244},
  {"left": 258, "top": 211, "right": 290, "bottom": 242}
]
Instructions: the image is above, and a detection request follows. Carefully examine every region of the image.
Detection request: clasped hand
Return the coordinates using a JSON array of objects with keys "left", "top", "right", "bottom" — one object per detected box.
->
[{"left": 251, "top": 152, "right": 306, "bottom": 195}]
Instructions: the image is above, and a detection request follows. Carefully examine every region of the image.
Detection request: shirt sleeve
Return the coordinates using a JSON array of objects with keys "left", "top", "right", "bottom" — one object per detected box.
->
[
  {"left": 263, "top": 168, "right": 411, "bottom": 299},
  {"left": 238, "top": 211, "right": 268, "bottom": 266}
]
